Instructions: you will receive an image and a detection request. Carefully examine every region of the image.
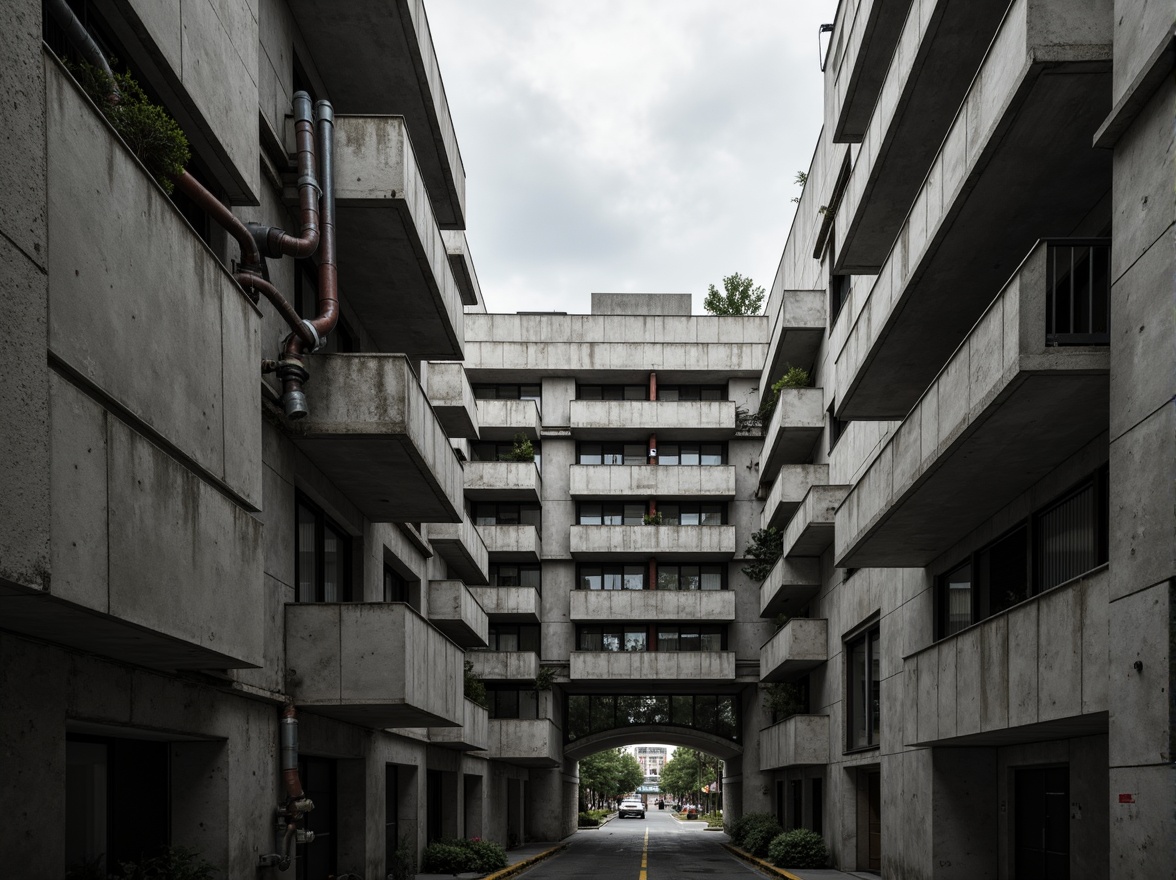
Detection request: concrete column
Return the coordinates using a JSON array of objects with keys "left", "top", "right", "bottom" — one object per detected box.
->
[
  {"left": 171, "top": 741, "right": 230, "bottom": 870},
  {"left": 463, "top": 772, "right": 484, "bottom": 839},
  {"left": 525, "top": 767, "right": 564, "bottom": 840}
]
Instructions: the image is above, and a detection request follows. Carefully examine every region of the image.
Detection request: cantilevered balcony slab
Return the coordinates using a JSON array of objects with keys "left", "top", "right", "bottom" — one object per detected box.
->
[
  {"left": 569, "top": 526, "right": 736, "bottom": 561},
  {"left": 761, "top": 465, "right": 829, "bottom": 530},
  {"left": 442, "top": 230, "right": 483, "bottom": 308},
  {"left": 331, "top": 115, "right": 463, "bottom": 359},
  {"left": 570, "top": 652, "right": 736, "bottom": 684},
  {"left": 570, "top": 590, "right": 736, "bottom": 623},
  {"left": 468, "top": 587, "right": 541, "bottom": 622},
  {"left": 464, "top": 314, "right": 768, "bottom": 381},
  {"left": 429, "top": 699, "right": 489, "bottom": 751},
  {"left": 476, "top": 524, "right": 542, "bottom": 562},
  {"left": 570, "top": 401, "right": 736, "bottom": 440},
  {"left": 287, "top": 0, "right": 466, "bottom": 228},
  {"left": 759, "top": 390, "right": 825, "bottom": 482},
  {"left": 833, "top": 0, "right": 1013, "bottom": 268},
  {"left": 476, "top": 399, "right": 542, "bottom": 441},
  {"left": 759, "top": 715, "right": 830, "bottom": 770},
  {"left": 828, "top": 0, "right": 916, "bottom": 143},
  {"left": 782, "top": 486, "right": 850, "bottom": 559},
  {"left": 293, "top": 354, "right": 463, "bottom": 523},
  {"left": 903, "top": 570, "right": 1108, "bottom": 747},
  {"left": 427, "top": 580, "right": 488, "bottom": 648},
  {"left": 489, "top": 719, "right": 562, "bottom": 767},
  {"left": 569, "top": 465, "right": 736, "bottom": 500},
  {"left": 464, "top": 461, "right": 542, "bottom": 502},
  {"left": 835, "top": 0, "right": 1112, "bottom": 418},
  {"left": 425, "top": 361, "right": 479, "bottom": 439},
  {"left": 468, "top": 650, "right": 539, "bottom": 682},
  {"left": 285, "top": 602, "right": 463, "bottom": 728},
  {"left": 759, "top": 558, "right": 822, "bottom": 618},
  {"left": 758, "top": 290, "right": 827, "bottom": 395},
  {"left": 426, "top": 515, "right": 489, "bottom": 585},
  {"left": 836, "top": 241, "right": 1110, "bottom": 568},
  {"left": 760, "top": 619, "right": 829, "bottom": 682}
]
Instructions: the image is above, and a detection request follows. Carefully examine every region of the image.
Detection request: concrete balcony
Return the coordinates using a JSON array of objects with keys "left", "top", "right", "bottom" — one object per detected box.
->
[
  {"left": 331, "top": 115, "right": 463, "bottom": 359},
  {"left": 757, "top": 290, "right": 827, "bottom": 396},
  {"left": 467, "top": 650, "right": 540, "bottom": 682},
  {"left": 288, "top": 0, "right": 466, "bottom": 229},
  {"left": 469, "top": 586, "right": 541, "bottom": 622},
  {"left": 903, "top": 569, "right": 1108, "bottom": 747},
  {"left": 569, "top": 465, "right": 736, "bottom": 500},
  {"left": 426, "top": 580, "right": 488, "bottom": 648},
  {"left": 284, "top": 602, "right": 464, "bottom": 728},
  {"left": 836, "top": 240, "right": 1110, "bottom": 568},
  {"left": 426, "top": 515, "right": 489, "bottom": 585},
  {"left": 834, "top": 0, "right": 1026, "bottom": 270},
  {"left": 759, "top": 715, "right": 830, "bottom": 770},
  {"left": 761, "top": 465, "right": 830, "bottom": 530},
  {"left": 292, "top": 354, "right": 463, "bottom": 523},
  {"left": 827, "top": 0, "right": 915, "bottom": 143},
  {"left": 488, "top": 719, "right": 562, "bottom": 767},
  {"left": 464, "top": 461, "right": 542, "bottom": 503},
  {"left": 834, "top": 0, "right": 1112, "bottom": 418},
  {"left": 569, "top": 525, "right": 737, "bottom": 561},
  {"left": 425, "top": 361, "right": 479, "bottom": 439},
  {"left": 476, "top": 399, "right": 542, "bottom": 441},
  {"left": 782, "top": 486, "right": 851, "bottom": 559},
  {"left": 569, "top": 652, "right": 736, "bottom": 684},
  {"left": 570, "top": 400, "right": 736, "bottom": 440},
  {"left": 476, "top": 524, "right": 542, "bottom": 562},
  {"left": 570, "top": 590, "right": 736, "bottom": 623},
  {"left": 759, "top": 390, "right": 825, "bottom": 482},
  {"left": 442, "top": 230, "right": 483, "bottom": 308},
  {"left": 464, "top": 313, "right": 768, "bottom": 378},
  {"left": 760, "top": 619, "right": 829, "bottom": 682},
  {"left": 45, "top": 60, "right": 261, "bottom": 508},
  {"left": 759, "top": 557, "right": 823, "bottom": 618},
  {"left": 429, "top": 699, "right": 490, "bottom": 751}
]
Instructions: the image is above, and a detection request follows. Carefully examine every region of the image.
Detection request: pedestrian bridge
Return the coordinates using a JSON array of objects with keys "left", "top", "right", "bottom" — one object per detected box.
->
[{"left": 563, "top": 693, "right": 743, "bottom": 761}]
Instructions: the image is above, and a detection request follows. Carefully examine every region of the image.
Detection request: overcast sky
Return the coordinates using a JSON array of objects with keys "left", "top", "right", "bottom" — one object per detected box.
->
[{"left": 424, "top": 1, "right": 836, "bottom": 315}]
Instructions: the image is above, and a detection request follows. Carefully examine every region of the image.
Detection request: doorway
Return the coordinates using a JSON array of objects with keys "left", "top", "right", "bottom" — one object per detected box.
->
[
  {"left": 854, "top": 767, "right": 881, "bottom": 872},
  {"left": 1014, "top": 766, "right": 1069, "bottom": 879}
]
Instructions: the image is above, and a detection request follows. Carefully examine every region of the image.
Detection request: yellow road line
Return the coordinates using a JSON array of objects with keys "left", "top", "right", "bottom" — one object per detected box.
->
[{"left": 638, "top": 827, "right": 649, "bottom": 880}]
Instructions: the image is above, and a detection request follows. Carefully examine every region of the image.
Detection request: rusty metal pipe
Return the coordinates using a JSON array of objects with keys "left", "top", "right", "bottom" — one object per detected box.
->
[
  {"left": 171, "top": 170, "right": 263, "bottom": 274},
  {"left": 235, "top": 274, "right": 315, "bottom": 347},
  {"left": 250, "top": 91, "right": 320, "bottom": 260}
]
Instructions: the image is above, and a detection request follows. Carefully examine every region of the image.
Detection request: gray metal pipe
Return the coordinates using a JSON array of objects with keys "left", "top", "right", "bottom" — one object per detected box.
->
[
  {"left": 46, "top": 0, "right": 118, "bottom": 100},
  {"left": 249, "top": 91, "right": 321, "bottom": 260}
]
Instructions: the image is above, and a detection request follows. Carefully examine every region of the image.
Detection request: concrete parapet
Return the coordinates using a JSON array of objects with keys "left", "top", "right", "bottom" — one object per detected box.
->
[
  {"left": 570, "top": 400, "right": 736, "bottom": 439},
  {"left": 759, "top": 557, "right": 822, "bottom": 617},
  {"left": 569, "top": 525, "right": 737, "bottom": 560},
  {"left": 469, "top": 586, "right": 542, "bottom": 622},
  {"left": 442, "top": 230, "right": 483, "bottom": 307},
  {"left": 465, "top": 460, "right": 542, "bottom": 502},
  {"left": 429, "top": 698, "right": 490, "bottom": 751},
  {"left": 758, "top": 714, "right": 830, "bottom": 769},
  {"left": 426, "top": 361, "right": 479, "bottom": 439},
  {"left": 488, "top": 718, "right": 562, "bottom": 767},
  {"left": 476, "top": 399, "right": 543, "bottom": 440},
  {"left": 760, "top": 465, "right": 829, "bottom": 530},
  {"left": 476, "top": 524, "right": 542, "bottom": 562},
  {"left": 781, "top": 485, "right": 850, "bottom": 558},
  {"left": 759, "top": 389, "right": 825, "bottom": 481},
  {"left": 569, "top": 589, "right": 736, "bottom": 623},
  {"left": 427, "top": 580, "right": 489, "bottom": 648},
  {"left": 568, "top": 651, "right": 736, "bottom": 683},
  {"left": 760, "top": 618, "right": 829, "bottom": 682},
  {"left": 468, "top": 650, "right": 540, "bottom": 682},
  {"left": 427, "top": 515, "right": 490, "bottom": 585},
  {"left": 569, "top": 464, "right": 736, "bottom": 499}
]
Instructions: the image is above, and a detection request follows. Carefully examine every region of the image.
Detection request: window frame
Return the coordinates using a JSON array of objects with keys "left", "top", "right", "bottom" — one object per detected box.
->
[
  {"left": 845, "top": 625, "right": 881, "bottom": 752},
  {"left": 295, "top": 494, "right": 353, "bottom": 603}
]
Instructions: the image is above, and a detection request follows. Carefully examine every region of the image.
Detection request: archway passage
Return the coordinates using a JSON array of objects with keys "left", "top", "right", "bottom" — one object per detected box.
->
[
  {"left": 564, "top": 726, "right": 741, "bottom": 764},
  {"left": 564, "top": 693, "right": 741, "bottom": 757}
]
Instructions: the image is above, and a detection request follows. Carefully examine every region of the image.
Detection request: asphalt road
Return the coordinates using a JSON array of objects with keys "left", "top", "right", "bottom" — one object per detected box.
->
[{"left": 524, "top": 811, "right": 767, "bottom": 880}]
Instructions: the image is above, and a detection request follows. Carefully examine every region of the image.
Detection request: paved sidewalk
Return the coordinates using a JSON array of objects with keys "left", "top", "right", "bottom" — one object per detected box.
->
[{"left": 721, "top": 843, "right": 874, "bottom": 880}]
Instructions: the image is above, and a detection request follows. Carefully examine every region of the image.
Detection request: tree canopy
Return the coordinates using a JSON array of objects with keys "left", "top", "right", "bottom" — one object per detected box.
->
[
  {"left": 658, "top": 748, "right": 718, "bottom": 800},
  {"left": 578, "top": 749, "right": 645, "bottom": 803},
  {"left": 703, "top": 272, "right": 766, "bottom": 316}
]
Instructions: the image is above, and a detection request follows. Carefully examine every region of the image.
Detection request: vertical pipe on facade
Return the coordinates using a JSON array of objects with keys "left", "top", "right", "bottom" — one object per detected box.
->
[
  {"left": 648, "top": 433, "right": 657, "bottom": 466},
  {"left": 649, "top": 371, "right": 657, "bottom": 401},
  {"left": 251, "top": 91, "right": 320, "bottom": 259}
]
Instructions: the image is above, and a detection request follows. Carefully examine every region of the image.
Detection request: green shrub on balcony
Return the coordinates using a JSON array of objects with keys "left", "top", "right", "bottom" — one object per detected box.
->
[
  {"left": 502, "top": 433, "right": 536, "bottom": 462},
  {"left": 740, "top": 527, "right": 782, "bottom": 582}
]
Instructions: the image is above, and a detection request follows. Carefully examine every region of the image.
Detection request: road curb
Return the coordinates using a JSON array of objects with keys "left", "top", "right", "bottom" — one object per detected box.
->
[
  {"left": 483, "top": 843, "right": 570, "bottom": 880},
  {"left": 721, "top": 843, "right": 803, "bottom": 880}
]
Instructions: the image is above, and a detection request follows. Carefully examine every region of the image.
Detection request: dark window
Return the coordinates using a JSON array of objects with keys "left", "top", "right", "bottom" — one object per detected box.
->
[
  {"left": 487, "top": 687, "right": 540, "bottom": 719},
  {"left": 655, "top": 624, "right": 726, "bottom": 652},
  {"left": 1046, "top": 240, "right": 1110, "bottom": 345},
  {"left": 565, "top": 694, "right": 739, "bottom": 743},
  {"left": 383, "top": 564, "right": 409, "bottom": 602},
  {"left": 657, "top": 442, "right": 726, "bottom": 466},
  {"left": 578, "top": 384, "right": 647, "bottom": 400},
  {"left": 846, "top": 626, "right": 881, "bottom": 750},
  {"left": 470, "top": 440, "right": 541, "bottom": 469},
  {"left": 1014, "top": 766, "right": 1070, "bottom": 879},
  {"left": 936, "top": 467, "right": 1108, "bottom": 639},
  {"left": 656, "top": 564, "right": 725, "bottom": 591},
  {"left": 827, "top": 402, "right": 847, "bottom": 453},
  {"left": 472, "top": 384, "right": 541, "bottom": 403},
  {"left": 486, "top": 624, "right": 540, "bottom": 652},
  {"left": 489, "top": 564, "right": 541, "bottom": 588},
  {"left": 657, "top": 384, "right": 725, "bottom": 401},
  {"left": 296, "top": 495, "right": 352, "bottom": 602},
  {"left": 577, "top": 564, "right": 645, "bottom": 590},
  {"left": 576, "top": 624, "right": 726, "bottom": 652},
  {"left": 299, "top": 757, "right": 337, "bottom": 879},
  {"left": 791, "top": 780, "right": 804, "bottom": 829},
  {"left": 473, "top": 502, "right": 542, "bottom": 527},
  {"left": 576, "top": 501, "right": 646, "bottom": 525},
  {"left": 658, "top": 501, "right": 726, "bottom": 525},
  {"left": 829, "top": 224, "right": 850, "bottom": 324},
  {"left": 811, "top": 779, "right": 823, "bottom": 835},
  {"left": 577, "top": 442, "right": 648, "bottom": 465}
]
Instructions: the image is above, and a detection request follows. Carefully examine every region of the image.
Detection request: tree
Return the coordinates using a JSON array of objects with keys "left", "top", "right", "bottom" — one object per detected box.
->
[
  {"left": 659, "top": 748, "right": 717, "bottom": 803},
  {"left": 703, "top": 272, "right": 766, "bottom": 316},
  {"left": 578, "top": 749, "right": 644, "bottom": 808}
]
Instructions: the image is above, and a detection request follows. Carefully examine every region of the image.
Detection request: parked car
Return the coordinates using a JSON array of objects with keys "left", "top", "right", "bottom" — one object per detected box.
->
[{"left": 618, "top": 798, "right": 646, "bottom": 819}]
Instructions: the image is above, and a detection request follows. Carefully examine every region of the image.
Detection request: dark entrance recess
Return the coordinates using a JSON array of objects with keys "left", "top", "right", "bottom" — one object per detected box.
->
[
  {"left": 866, "top": 770, "right": 881, "bottom": 871},
  {"left": 299, "top": 757, "right": 337, "bottom": 880},
  {"left": 1015, "top": 766, "right": 1069, "bottom": 879},
  {"left": 427, "top": 769, "right": 444, "bottom": 843}
]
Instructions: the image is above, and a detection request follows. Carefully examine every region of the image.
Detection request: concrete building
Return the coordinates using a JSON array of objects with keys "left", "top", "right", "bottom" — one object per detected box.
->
[
  {"left": 1, "top": 0, "right": 1171, "bottom": 879},
  {"left": 632, "top": 745, "right": 668, "bottom": 778}
]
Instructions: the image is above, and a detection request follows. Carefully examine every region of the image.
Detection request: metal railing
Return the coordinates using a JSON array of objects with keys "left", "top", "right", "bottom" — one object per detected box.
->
[{"left": 1046, "top": 238, "right": 1110, "bottom": 345}]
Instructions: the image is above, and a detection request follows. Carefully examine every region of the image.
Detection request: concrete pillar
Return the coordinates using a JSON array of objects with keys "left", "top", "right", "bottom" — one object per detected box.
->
[
  {"left": 171, "top": 741, "right": 230, "bottom": 870},
  {"left": 525, "top": 767, "right": 564, "bottom": 840},
  {"left": 463, "top": 772, "right": 484, "bottom": 839}
]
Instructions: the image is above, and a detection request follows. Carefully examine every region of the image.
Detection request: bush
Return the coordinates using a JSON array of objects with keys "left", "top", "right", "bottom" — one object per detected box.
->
[
  {"left": 464, "top": 659, "right": 487, "bottom": 708},
  {"left": 421, "top": 838, "right": 507, "bottom": 874},
  {"left": 725, "top": 811, "right": 776, "bottom": 848},
  {"left": 578, "top": 811, "right": 600, "bottom": 827},
  {"left": 768, "top": 829, "right": 828, "bottom": 869},
  {"left": 115, "top": 845, "right": 217, "bottom": 879},
  {"left": 742, "top": 816, "right": 785, "bottom": 858}
]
